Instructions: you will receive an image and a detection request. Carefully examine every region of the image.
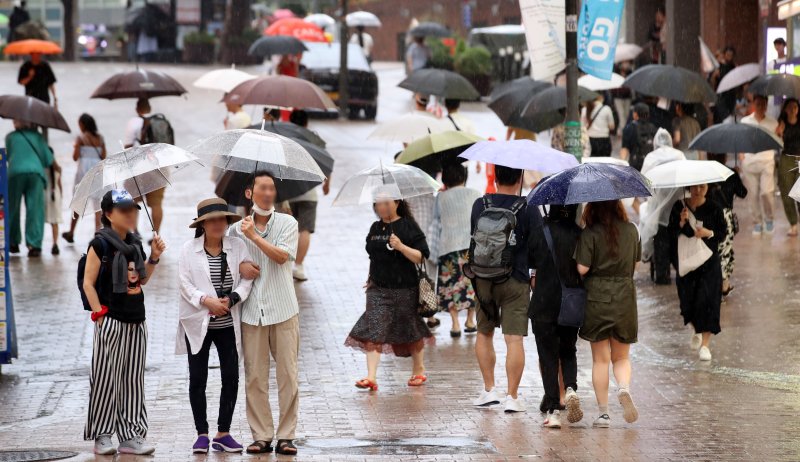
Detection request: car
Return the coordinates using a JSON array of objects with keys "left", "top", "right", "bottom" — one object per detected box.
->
[{"left": 299, "top": 42, "right": 378, "bottom": 120}]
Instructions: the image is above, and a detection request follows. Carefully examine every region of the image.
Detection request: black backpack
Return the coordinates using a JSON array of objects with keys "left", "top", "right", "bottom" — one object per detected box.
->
[
  {"left": 77, "top": 237, "right": 110, "bottom": 311},
  {"left": 465, "top": 196, "right": 527, "bottom": 281},
  {"left": 139, "top": 114, "right": 175, "bottom": 145},
  {"left": 631, "top": 121, "right": 657, "bottom": 171}
]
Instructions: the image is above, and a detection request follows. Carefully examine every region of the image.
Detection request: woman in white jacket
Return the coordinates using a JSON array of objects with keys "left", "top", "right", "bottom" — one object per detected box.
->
[{"left": 177, "top": 198, "right": 254, "bottom": 454}]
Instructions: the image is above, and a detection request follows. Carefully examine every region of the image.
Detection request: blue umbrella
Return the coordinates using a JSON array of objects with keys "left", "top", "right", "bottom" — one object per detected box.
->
[
  {"left": 458, "top": 139, "right": 578, "bottom": 173},
  {"left": 528, "top": 163, "right": 653, "bottom": 206}
]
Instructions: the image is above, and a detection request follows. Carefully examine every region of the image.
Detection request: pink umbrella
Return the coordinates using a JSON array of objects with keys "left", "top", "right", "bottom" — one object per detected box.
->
[{"left": 272, "top": 8, "right": 295, "bottom": 20}]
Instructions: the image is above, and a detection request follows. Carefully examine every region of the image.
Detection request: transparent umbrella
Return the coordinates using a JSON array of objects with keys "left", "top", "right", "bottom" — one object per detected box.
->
[
  {"left": 70, "top": 143, "right": 204, "bottom": 229},
  {"left": 333, "top": 163, "right": 441, "bottom": 206},
  {"left": 368, "top": 113, "right": 453, "bottom": 143}
]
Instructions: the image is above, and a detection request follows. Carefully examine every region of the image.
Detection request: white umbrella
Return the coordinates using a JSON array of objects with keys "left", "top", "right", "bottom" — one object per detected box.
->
[
  {"left": 716, "top": 63, "right": 762, "bottom": 94},
  {"left": 615, "top": 43, "right": 642, "bottom": 63},
  {"left": 645, "top": 160, "right": 733, "bottom": 189},
  {"left": 368, "top": 113, "right": 453, "bottom": 143},
  {"left": 333, "top": 163, "right": 441, "bottom": 206},
  {"left": 789, "top": 175, "right": 800, "bottom": 202},
  {"left": 193, "top": 67, "right": 256, "bottom": 93},
  {"left": 346, "top": 11, "right": 382, "bottom": 28},
  {"left": 582, "top": 156, "right": 628, "bottom": 166},
  {"left": 305, "top": 13, "right": 336, "bottom": 29},
  {"left": 578, "top": 72, "right": 626, "bottom": 91}
]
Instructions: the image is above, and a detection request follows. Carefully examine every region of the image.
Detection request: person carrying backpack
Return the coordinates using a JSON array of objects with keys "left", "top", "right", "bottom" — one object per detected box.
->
[
  {"left": 466, "top": 166, "right": 541, "bottom": 413},
  {"left": 620, "top": 103, "right": 657, "bottom": 171},
  {"left": 123, "top": 97, "right": 175, "bottom": 240}
]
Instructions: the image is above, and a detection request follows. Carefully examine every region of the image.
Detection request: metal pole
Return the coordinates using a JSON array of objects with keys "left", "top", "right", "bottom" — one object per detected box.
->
[
  {"left": 338, "top": 0, "right": 350, "bottom": 117},
  {"left": 564, "top": 0, "right": 582, "bottom": 161}
]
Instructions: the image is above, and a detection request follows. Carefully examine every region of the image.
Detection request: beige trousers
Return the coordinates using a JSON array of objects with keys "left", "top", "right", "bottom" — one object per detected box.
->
[{"left": 242, "top": 315, "right": 299, "bottom": 441}]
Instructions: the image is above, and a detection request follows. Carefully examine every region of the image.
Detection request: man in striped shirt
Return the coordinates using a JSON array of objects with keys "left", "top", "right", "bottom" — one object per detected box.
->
[{"left": 229, "top": 171, "right": 300, "bottom": 456}]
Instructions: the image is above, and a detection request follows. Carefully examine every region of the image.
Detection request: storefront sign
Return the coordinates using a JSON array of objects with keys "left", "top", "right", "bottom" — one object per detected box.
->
[
  {"left": 519, "top": 0, "right": 566, "bottom": 81},
  {"left": 577, "top": 0, "right": 625, "bottom": 80},
  {"left": 0, "top": 148, "right": 17, "bottom": 365}
]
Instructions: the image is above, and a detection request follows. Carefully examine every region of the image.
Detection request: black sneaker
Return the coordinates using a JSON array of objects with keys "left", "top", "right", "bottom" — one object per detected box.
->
[
  {"left": 9, "top": 244, "right": 19, "bottom": 254},
  {"left": 51, "top": 244, "right": 60, "bottom": 255},
  {"left": 61, "top": 232, "right": 74, "bottom": 243},
  {"left": 28, "top": 248, "right": 42, "bottom": 257}
]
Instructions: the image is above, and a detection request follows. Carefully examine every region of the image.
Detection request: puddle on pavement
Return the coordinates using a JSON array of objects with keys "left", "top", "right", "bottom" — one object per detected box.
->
[{"left": 299, "top": 437, "right": 496, "bottom": 455}]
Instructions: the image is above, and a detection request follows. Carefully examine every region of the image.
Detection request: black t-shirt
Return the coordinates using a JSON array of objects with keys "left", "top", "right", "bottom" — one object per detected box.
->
[
  {"left": 366, "top": 217, "right": 430, "bottom": 289},
  {"left": 528, "top": 219, "right": 582, "bottom": 323},
  {"left": 470, "top": 194, "right": 542, "bottom": 283},
  {"left": 18, "top": 61, "right": 56, "bottom": 103},
  {"left": 90, "top": 235, "right": 147, "bottom": 323}
]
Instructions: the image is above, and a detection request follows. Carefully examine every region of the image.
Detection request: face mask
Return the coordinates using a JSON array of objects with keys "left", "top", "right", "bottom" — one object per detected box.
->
[{"left": 252, "top": 203, "right": 275, "bottom": 217}]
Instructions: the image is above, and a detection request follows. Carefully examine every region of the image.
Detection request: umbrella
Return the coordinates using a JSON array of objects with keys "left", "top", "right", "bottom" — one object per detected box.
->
[
  {"left": 346, "top": 11, "right": 382, "bottom": 28},
  {"left": 399, "top": 69, "right": 480, "bottom": 100},
  {"left": 409, "top": 22, "right": 451, "bottom": 38},
  {"left": 688, "top": 123, "right": 783, "bottom": 154},
  {"left": 527, "top": 163, "right": 652, "bottom": 206},
  {"left": 192, "top": 67, "right": 255, "bottom": 93},
  {"left": 623, "top": 64, "right": 716, "bottom": 103},
  {"left": 489, "top": 78, "right": 553, "bottom": 124},
  {"left": 614, "top": 43, "right": 642, "bottom": 63},
  {"left": 265, "top": 18, "right": 327, "bottom": 43},
  {"left": 748, "top": 73, "right": 800, "bottom": 98},
  {"left": 521, "top": 86, "right": 600, "bottom": 117},
  {"left": 583, "top": 156, "right": 629, "bottom": 166},
  {"left": 396, "top": 131, "right": 484, "bottom": 165},
  {"left": 0, "top": 14, "right": 8, "bottom": 26},
  {"left": 305, "top": 13, "right": 336, "bottom": 29},
  {"left": 367, "top": 113, "right": 453, "bottom": 143},
  {"left": 3, "top": 39, "right": 62, "bottom": 55},
  {"left": 91, "top": 69, "right": 188, "bottom": 100},
  {"left": 224, "top": 75, "right": 336, "bottom": 110},
  {"left": 0, "top": 95, "right": 70, "bottom": 132},
  {"left": 645, "top": 160, "right": 733, "bottom": 189},
  {"left": 788, "top": 176, "right": 800, "bottom": 202},
  {"left": 248, "top": 35, "right": 308, "bottom": 58},
  {"left": 578, "top": 72, "right": 626, "bottom": 91},
  {"left": 272, "top": 9, "right": 296, "bottom": 20},
  {"left": 458, "top": 139, "right": 579, "bottom": 173},
  {"left": 333, "top": 163, "right": 441, "bottom": 206},
  {"left": 716, "top": 63, "right": 762, "bottom": 94},
  {"left": 249, "top": 121, "right": 326, "bottom": 148},
  {"left": 70, "top": 143, "right": 204, "bottom": 229}
]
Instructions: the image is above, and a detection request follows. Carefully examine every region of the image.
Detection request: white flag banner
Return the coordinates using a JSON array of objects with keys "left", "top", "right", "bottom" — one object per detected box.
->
[
  {"left": 520, "top": 0, "right": 566, "bottom": 81},
  {"left": 699, "top": 36, "right": 719, "bottom": 74}
]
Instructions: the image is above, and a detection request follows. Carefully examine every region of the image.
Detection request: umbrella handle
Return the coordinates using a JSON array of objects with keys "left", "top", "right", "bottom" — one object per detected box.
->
[{"left": 123, "top": 149, "right": 157, "bottom": 232}]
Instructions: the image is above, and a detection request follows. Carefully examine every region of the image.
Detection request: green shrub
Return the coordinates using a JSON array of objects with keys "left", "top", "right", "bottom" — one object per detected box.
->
[
  {"left": 455, "top": 45, "right": 492, "bottom": 77},
  {"left": 184, "top": 31, "right": 215, "bottom": 45}
]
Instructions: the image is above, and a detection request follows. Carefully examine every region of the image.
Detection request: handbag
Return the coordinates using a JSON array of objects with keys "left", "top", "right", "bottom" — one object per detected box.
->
[
  {"left": 416, "top": 264, "right": 439, "bottom": 318},
  {"left": 542, "top": 225, "right": 586, "bottom": 328},
  {"left": 677, "top": 209, "right": 713, "bottom": 276}
]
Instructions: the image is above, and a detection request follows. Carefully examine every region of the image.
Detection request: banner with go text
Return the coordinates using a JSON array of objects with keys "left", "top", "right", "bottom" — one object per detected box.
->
[{"left": 577, "top": 0, "right": 625, "bottom": 80}]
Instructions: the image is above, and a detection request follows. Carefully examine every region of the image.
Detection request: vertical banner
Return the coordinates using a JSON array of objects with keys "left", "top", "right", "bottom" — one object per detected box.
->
[
  {"left": 519, "top": 0, "right": 566, "bottom": 81},
  {"left": 0, "top": 148, "right": 17, "bottom": 365},
  {"left": 577, "top": 0, "right": 625, "bottom": 80}
]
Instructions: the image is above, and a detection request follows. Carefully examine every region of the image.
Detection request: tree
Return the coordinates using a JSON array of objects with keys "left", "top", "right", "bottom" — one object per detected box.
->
[
  {"left": 220, "top": 0, "right": 251, "bottom": 64},
  {"left": 61, "top": 0, "right": 76, "bottom": 61}
]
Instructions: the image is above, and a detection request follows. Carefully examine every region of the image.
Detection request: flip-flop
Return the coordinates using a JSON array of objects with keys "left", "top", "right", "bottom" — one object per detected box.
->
[
  {"left": 355, "top": 378, "right": 378, "bottom": 391},
  {"left": 407, "top": 375, "right": 427, "bottom": 387}
]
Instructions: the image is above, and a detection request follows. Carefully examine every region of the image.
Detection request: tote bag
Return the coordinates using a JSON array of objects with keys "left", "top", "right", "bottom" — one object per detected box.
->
[{"left": 677, "top": 209, "right": 712, "bottom": 276}]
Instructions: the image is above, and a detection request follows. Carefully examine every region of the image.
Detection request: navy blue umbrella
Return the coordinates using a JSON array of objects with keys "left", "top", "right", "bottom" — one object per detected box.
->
[{"left": 527, "top": 163, "right": 653, "bottom": 206}]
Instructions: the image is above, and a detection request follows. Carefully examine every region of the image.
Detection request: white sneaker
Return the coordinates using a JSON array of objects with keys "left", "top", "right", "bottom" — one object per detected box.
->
[
  {"left": 617, "top": 388, "right": 639, "bottom": 423},
  {"left": 504, "top": 395, "right": 526, "bottom": 413},
  {"left": 593, "top": 414, "right": 611, "bottom": 428},
  {"left": 564, "top": 387, "right": 583, "bottom": 423},
  {"left": 690, "top": 333, "right": 702, "bottom": 350},
  {"left": 472, "top": 387, "right": 502, "bottom": 407},
  {"left": 699, "top": 346, "right": 712, "bottom": 361},
  {"left": 292, "top": 265, "right": 308, "bottom": 281},
  {"left": 543, "top": 410, "right": 561, "bottom": 428},
  {"left": 94, "top": 435, "right": 116, "bottom": 455},
  {"left": 118, "top": 436, "right": 155, "bottom": 455}
]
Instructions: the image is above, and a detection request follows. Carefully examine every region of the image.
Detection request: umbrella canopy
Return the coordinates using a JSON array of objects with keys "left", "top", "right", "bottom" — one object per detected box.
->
[
  {"left": 748, "top": 73, "right": 800, "bottom": 98},
  {"left": 788, "top": 176, "right": 800, "bottom": 202},
  {"left": 249, "top": 121, "right": 326, "bottom": 148},
  {"left": 521, "top": 86, "right": 600, "bottom": 117},
  {"left": 192, "top": 67, "right": 255, "bottom": 93},
  {"left": 528, "top": 163, "right": 652, "bottom": 206},
  {"left": 70, "top": 143, "right": 203, "bottom": 220},
  {"left": 409, "top": 22, "right": 451, "bottom": 38},
  {"left": 716, "top": 63, "right": 761, "bottom": 94},
  {"left": 396, "top": 131, "right": 484, "bottom": 165},
  {"left": 614, "top": 43, "right": 642, "bottom": 63},
  {"left": 265, "top": 18, "right": 327, "bottom": 43},
  {"left": 488, "top": 78, "right": 553, "bottom": 124},
  {"left": 623, "top": 64, "right": 716, "bottom": 103},
  {"left": 305, "top": 13, "right": 336, "bottom": 29},
  {"left": 3, "top": 39, "right": 62, "bottom": 55},
  {"left": 367, "top": 113, "right": 453, "bottom": 143},
  {"left": 458, "top": 139, "right": 579, "bottom": 173},
  {"left": 346, "top": 11, "right": 382, "bottom": 27},
  {"left": 578, "top": 72, "right": 626, "bottom": 91},
  {"left": 399, "top": 69, "right": 480, "bottom": 100},
  {"left": 224, "top": 75, "right": 336, "bottom": 110},
  {"left": 0, "top": 95, "right": 70, "bottom": 132},
  {"left": 333, "top": 163, "right": 441, "bottom": 206},
  {"left": 583, "top": 156, "right": 629, "bottom": 166},
  {"left": 689, "top": 123, "right": 783, "bottom": 154},
  {"left": 248, "top": 35, "right": 308, "bottom": 58},
  {"left": 91, "top": 69, "right": 188, "bottom": 100},
  {"left": 645, "top": 160, "right": 733, "bottom": 189}
]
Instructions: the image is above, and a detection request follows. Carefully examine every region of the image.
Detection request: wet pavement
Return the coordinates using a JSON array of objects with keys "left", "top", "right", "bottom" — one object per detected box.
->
[{"left": 1, "top": 62, "right": 800, "bottom": 461}]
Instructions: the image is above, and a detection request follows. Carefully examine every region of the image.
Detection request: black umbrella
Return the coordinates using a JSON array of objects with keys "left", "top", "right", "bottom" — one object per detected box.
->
[
  {"left": 0, "top": 95, "right": 70, "bottom": 132},
  {"left": 521, "top": 86, "right": 600, "bottom": 117},
  {"left": 409, "top": 22, "right": 451, "bottom": 38},
  {"left": 247, "top": 121, "right": 326, "bottom": 148},
  {"left": 398, "top": 69, "right": 480, "bottom": 100},
  {"left": 125, "top": 4, "right": 173, "bottom": 41},
  {"left": 248, "top": 36, "right": 308, "bottom": 58},
  {"left": 623, "top": 64, "right": 716, "bottom": 103},
  {"left": 91, "top": 68, "right": 188, "bottom": 100},
  {"left": 689, "top": 123, "right": 783, "bottom": 153},
  {"left": 748, "top": 73, "right": 800, "bottom": 98},
  {"left": 488, "top": 78, "right": 553, "bottom": 125}
]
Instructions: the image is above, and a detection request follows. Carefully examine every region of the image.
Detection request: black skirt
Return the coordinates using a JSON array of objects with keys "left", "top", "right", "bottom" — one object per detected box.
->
[{"left": 676, "top": 254, "right": 722, "bottom": 334}]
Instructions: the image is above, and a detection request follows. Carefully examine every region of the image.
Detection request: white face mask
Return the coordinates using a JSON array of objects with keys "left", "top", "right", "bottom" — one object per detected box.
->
[{"left": 252, "top": 203, "right": 275, "bottom": 217}]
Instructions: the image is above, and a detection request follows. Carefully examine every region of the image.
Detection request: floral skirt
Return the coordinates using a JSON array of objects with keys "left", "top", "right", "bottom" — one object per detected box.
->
[
  {"left": 345, "top": 285, "right": 434, "bottom": 357},
  {"left": 437, "top": 249, "right": 477, "bottom": 312}
]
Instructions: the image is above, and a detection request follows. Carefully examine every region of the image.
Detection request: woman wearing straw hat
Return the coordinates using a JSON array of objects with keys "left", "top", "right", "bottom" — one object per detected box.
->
[{"left": 177, "top": 198, "right": 255, "bottom": 454}]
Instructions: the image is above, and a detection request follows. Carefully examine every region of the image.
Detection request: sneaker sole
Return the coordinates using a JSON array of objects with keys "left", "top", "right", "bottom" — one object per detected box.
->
[
  {"left": 94, "top": 448, "right": 116, "bottom": 455},
  {"left": 618, "top": 390, "right": 639, "bottom": 423},
  {"left": 592, "top": 421, "right": 611, "bottom": 428},
  {"left": 543, "top": 423, "right": 561, "bottom": 428},
  {"left": 565, "top": 394, "right": 583, "bottom": 423},
  {"left": 192, "top": 448, "right": 209, "bottom": 454},
  {"left": 212, "top": 443, "right": 243, "bottom": 453},
  {"left": 473, "top": 400, "right": 500, "bottom": 407},
  {"left": 118, "top": 448, "right": 155, "bottom": 455}
]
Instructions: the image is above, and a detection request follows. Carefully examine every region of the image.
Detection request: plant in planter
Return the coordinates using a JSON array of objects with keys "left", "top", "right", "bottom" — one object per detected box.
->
[
  {"left": 427, "top": 39, "right": 455, "bottom": 71},
  {"left": 182, "top": 31, "right": 216, "bottom": 64},
  {"left": 455, "top": 45, "right": 493, "bottom": 97}
]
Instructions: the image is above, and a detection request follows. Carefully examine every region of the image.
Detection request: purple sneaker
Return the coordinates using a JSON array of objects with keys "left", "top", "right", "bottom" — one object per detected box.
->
[
  {"left": 212, "top": 435, "right": 243, "bottom": 453},
  {"left": 192, "top": 435, "right": 210, "bottom": 454}
]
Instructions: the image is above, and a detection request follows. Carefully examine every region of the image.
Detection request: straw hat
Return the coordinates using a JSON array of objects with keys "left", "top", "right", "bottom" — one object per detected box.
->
[{"left": 189, "top": 197, "right": 242, "bottom": 228}]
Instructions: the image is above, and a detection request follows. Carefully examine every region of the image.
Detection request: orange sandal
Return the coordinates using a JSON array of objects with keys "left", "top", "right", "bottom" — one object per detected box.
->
[
  {"left": 355, "top": 378, "right": 378, "bottom": 391},
  {"left": 407, "top": 375, "right": 428, "bottom": 387}
]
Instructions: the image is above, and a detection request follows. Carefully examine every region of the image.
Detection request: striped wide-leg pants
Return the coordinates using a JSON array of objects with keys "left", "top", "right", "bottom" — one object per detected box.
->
[{"left": 84, "top": 317, "right": 148, "bottom": 441}]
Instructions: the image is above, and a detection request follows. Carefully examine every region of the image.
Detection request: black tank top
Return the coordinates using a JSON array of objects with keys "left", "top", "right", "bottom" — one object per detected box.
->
[{"left": 783, "top": 120, "right": 800, "bottom": 156}]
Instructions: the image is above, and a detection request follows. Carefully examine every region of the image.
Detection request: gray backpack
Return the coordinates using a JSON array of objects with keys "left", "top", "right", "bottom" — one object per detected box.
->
[{"left": 465, "top": 196, "right": 527, "bottom": 281}]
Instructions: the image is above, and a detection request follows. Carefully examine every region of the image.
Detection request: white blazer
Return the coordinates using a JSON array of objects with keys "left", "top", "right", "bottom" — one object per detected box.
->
[{"left": 176, "top": 236, "right": 254, "bottom": 357}]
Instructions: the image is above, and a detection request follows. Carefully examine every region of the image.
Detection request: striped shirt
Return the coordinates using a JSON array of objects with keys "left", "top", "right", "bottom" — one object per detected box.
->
[
  {"left": 206, "top": 250, "right": 234, "bottom": 329},
  {"left": 228, "top": 212, "right": 299, "bottom": 326}
]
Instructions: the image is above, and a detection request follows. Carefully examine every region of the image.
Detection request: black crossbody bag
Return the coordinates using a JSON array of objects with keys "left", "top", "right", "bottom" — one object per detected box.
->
[{"left": 542, "top": 225, "right": 586, "bottom": 328}]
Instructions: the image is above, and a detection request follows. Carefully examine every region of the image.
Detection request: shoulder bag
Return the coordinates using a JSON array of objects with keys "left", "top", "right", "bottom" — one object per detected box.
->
[
  {"left": 543, "top": 225, "right": 586, "bottom": 328},
  {"left": 416, "top": 263, "right": 439, "bottom": 318}
]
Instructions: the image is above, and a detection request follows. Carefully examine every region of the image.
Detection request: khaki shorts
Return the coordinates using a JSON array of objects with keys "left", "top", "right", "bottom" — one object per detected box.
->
[
  {"left": 474, "top": 277, "right": 530, "bottom": 336},
  {"left": 144, "top": 188, "right": 165, "bottom": 208}
]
